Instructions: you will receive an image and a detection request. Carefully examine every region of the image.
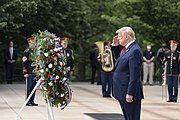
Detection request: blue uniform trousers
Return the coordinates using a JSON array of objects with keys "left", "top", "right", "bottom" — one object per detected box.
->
[
  {"left": 101, "top": 71, "right": 113, "bottom": 97},
  {"left": 27, "top": 75, "right": 36, "bottom": 103},
  {"left": 167, "top": 76, "right": 179, "bottom": 101}
]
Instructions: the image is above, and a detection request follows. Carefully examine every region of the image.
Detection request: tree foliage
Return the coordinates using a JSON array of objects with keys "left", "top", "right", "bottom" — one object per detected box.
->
[{"left": 0, "top": 0, "right": 180, "bottom": 81}]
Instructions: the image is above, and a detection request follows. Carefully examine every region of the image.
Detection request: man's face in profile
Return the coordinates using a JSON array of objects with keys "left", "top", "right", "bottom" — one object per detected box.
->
[
  {"left": 28, "top": 41, "right": 35, "bottom": 49},
  {"left": 61, "top": 42, "right": 68, "bottom": 49}
]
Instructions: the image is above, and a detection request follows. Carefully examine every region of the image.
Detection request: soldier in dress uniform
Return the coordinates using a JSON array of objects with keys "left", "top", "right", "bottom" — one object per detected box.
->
[
  {"left": 164, "top": 40, "right": 180, "bottom": 103},
  {"left": 22, "top": 37, "right": 38, "bottom": 106},
  {"left": 61, "top": 37, "right": 74, "bottom": 80}
]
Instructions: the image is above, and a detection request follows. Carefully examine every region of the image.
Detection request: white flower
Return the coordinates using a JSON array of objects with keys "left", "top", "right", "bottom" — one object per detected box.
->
[
  {"left": 44, "top": 53, "right": 48, "bottom": 57},
  {"left": 60, "top": 94, "right": 64, "bottom": 97},
  {"left": 43, "top": 38, "right": 47, "bottom": 41},
  {"left": 63, "top": 77, "right": 67, "bottom": 81},
  {"left": 43, "top": 87, "right": 47, "bottom": 91},
  {"left": 56, "top": 75, "right": 59, "bottom": 79},
  {"left": 40, "top": 69, "right": 44, "bottom": 73},
  {"left": 48, "top": 82, "right": 53, "bottom": 86},
  {"left": 54, "top": 48, "right": 58, "bottom": 52},
  {"left": 59, "top": 62, "right": 62, "bottom": 66},
  {"left": 48, "top": 63, "right": 53, "bottom": 68},
  {"left": 57, "top": 53, "right": 61, "bottom": 57},
  {"left": 22, "top": 56, "right": 27, "bottom": 62}
]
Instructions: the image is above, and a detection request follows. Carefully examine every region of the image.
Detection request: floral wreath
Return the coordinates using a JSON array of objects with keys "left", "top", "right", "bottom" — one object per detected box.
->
[{"left": 30, "top": 30, "right": 72, "bottom": 109}]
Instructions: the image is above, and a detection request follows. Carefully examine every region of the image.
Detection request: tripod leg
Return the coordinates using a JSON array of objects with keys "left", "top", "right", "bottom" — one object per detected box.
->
[
  {"left": 16, "top": 79, "right": 41, "bottom": 120},
  {"left": 46, "top": 95, "right": 55, "bottom": 120}
]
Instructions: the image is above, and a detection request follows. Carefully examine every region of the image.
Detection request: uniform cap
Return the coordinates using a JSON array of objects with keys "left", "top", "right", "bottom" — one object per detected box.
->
[
  {"left": 61, "top": 37, "right": 71, "bottom": 44},
  {"left": 169, "top": 40, "right": 179, "bottom": 45},
  {"left": 27, "top": 37, "right": 35, "bottom": 42}
]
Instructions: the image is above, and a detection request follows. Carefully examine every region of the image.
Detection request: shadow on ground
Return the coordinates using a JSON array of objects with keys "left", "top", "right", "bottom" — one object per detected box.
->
[{"left": 84, "top": 113, "right": 124, "bottom": 120}]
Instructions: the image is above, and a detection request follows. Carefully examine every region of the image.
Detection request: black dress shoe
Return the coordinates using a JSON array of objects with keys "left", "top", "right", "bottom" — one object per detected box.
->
[
  {"left": 174, "top": 100, "right": 177, "bottom": 103},
  {"left": 103, "top": 95, "right": 111, "bottom": 97},
  {"left": 26, "top": 103, "right": 33, "bottom": 106},
  {"left": 32, "top": 103, "right": 38, "bottom": 106},
  {"left": 166, "top": 100, "right": 174, "bottom": 102}
]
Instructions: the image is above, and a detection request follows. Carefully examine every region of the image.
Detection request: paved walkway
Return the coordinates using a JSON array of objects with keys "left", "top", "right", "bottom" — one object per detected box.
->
[{"left": 0, "top": 82, "right": 180, "bottom": 120}]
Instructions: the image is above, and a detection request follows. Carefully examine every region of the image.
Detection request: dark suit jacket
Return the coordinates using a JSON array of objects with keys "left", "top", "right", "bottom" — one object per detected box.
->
[
  {"left": 5, "top": 48, "right": 18, "bottom": 61},
  {"left": 4, "top": 47, "right": 18, "bottom": 63},
  {"left": 113, "top": 41, "right": 144, "bottom": 101}
]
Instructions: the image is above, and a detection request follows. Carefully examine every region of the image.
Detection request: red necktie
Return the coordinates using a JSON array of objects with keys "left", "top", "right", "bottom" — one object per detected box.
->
[{"left": 120, "top": 47, "right": 126, "bottom": 55}]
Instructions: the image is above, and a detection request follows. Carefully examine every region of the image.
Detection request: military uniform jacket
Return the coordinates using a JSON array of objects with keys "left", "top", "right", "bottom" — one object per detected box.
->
[
  {"left": 64, "top": 48, "right": 74, "bottom": 72},
  {"left": 164, "top": 50, "right": 180, "bottom": 75},
  {"left": 22, "top": 48, "right": 35, "bottom": 75}
]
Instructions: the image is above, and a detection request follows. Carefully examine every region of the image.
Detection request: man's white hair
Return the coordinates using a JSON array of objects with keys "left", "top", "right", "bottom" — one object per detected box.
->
[{"left": 116, "top": 27, "right": 136, "bottom": 39}]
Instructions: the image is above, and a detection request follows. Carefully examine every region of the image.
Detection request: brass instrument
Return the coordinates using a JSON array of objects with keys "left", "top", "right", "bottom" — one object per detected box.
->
[{"left": 95, "top": 41, "right": 114, "bottom": 72}]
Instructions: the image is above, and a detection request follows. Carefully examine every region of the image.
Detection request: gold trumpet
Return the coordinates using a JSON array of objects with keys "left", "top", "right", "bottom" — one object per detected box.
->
[{"left": 95, "top": 41, "right": 114, "bottom": 72}]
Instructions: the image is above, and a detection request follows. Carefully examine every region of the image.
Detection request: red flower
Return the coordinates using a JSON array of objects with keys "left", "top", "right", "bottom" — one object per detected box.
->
[
  {"left": 54, "top": 36, "right": 58, "bottom": 39},
  {"left": 49, "top": 87, "right": 52, "bottom": 91},
  {"left": 62, "top": 64, "right": 65, "bottom": 68},
  {"left": 54, "top": 56, "right": 57, "bottom": 59},
  {"left": 53, "top": 52, "right": 57, "bottom": 56},
  {"left": 48, "top": 74, "right": 51, "bottom": 78},
  {"left": 59, "top": 71, "right": 63, "bottom": 75},
  {"left": 48, "top": 93, "right": 52, "bottom": 97},
  {"left": 47, "top": 44, "right": 51, "bottom": 49},
  {"left": 46, "top": 57, "right": 50, "bottom": 62}
]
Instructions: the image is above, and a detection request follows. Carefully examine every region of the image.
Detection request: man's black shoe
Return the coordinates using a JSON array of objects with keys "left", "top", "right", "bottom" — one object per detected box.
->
[
  {"left": 32, "top": 103, "right": 38, "bottom": 106},
  {"left": 26, "top": 103, "right": 33, "bottom": 106},
  {"left": 103, "top": 95, "right": 111, "bottom": 97},
  {"left": 166, "top": 100, "right": 174, "bottom": 102},
  {"left": 174, "top": 100, "right": 177, "bottom": 103},
  {"left": 26, "top": 102, "right": 38, "bottom": 106}
]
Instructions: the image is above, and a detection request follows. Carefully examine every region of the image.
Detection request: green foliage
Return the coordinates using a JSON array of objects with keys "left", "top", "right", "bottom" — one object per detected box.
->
[
  {"left": 0, "top": 0, "right": 180, "bottom": 81},
  {"left": 0, "top": 0, "right": 39, "bottom": 31}
]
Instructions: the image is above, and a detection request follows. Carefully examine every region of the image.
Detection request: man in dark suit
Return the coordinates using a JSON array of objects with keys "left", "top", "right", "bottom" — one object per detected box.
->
[
  {"left": 22, "top": 37, "right": 38, "bottom": 106},
  {"left": 4, "top": 40, "right": 18, "bottom": 84},
  {"left": 112, "top": 27, "right": 144, "bottom": 120}
]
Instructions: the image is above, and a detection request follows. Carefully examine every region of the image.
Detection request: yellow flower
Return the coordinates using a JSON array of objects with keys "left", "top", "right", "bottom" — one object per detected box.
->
[{"left": 22, "top": 56, "right": 27, "bottom": 62}]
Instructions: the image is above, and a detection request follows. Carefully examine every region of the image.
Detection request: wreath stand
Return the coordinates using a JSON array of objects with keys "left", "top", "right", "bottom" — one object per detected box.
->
[{"left": 16, "top": 78, "right": 55, "bottom": 120}]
